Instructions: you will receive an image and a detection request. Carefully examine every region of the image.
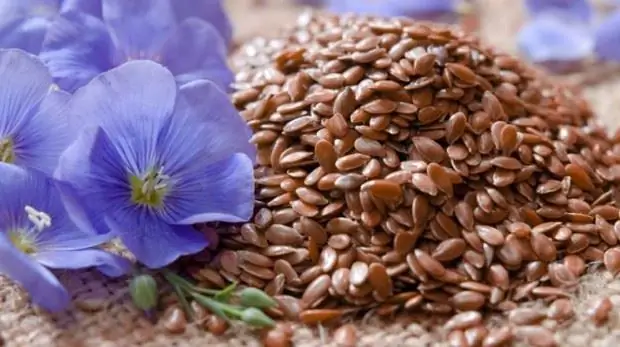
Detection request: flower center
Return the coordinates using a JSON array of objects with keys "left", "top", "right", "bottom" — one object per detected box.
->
[
  {"left": 130, "top": 167, "right": 169, "bottom": 208},
  {"left": 0, "top": 138, "right": 15, "bottom": 163},
  {"left": 9, "top": 205, "right": 52, "bottom": 254}
]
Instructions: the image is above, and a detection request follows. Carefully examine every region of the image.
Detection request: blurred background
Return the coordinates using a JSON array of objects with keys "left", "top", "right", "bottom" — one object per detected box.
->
[{"left": 222, "top": 0, "right": 620, "bottom": 128}]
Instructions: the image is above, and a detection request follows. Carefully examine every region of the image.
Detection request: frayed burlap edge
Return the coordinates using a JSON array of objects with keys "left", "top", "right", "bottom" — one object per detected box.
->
[{"left": 3, "top": 1, "right": 620, "bottom": 346}]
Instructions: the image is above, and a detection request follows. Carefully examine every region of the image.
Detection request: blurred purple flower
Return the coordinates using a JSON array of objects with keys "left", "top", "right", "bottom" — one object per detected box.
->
[
  {"left": 0, "top": 49, "right": 73, "bottom": 176},
  {"left": 55, "top": 61, "right": 256, "bottom": 268},
  {"left": 40, "top": 0, "right": 233, "bottom": 93},
  {"left": 517, "top": 13, "right": 593, "bottom": 64},
  {"left": 0, "top": 0, "right": 232, "bottom": 55},
  {"left": 594, "top": 9, "right": 620, "bottom": 61},
  {"left": 0, "top": 0, "right": 60, "bottom": 54},
  {"left": 524, "top": 0, "right": 592, "bottom": 22},
  {"left": 326, "top": 0, "right": 458, "bottom": 20},
  {"left": 61, "top": 0, "right": 233, "bottom": 48},
  {"left": 0, "top": 163, "right": 130, "bottom": 312}
]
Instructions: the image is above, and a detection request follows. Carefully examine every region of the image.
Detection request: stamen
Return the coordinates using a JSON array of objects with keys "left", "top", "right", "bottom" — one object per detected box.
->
[
  {"left": 9, "top": 206, "right": 53, "bottom": 254},
  {"left": 130, "top": 166, "right": 170, "bottom": 207}
]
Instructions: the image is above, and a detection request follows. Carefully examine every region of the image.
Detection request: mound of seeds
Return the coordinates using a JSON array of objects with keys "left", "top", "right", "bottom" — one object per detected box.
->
[{"left": 192, "top": 10, "right": 620, "bottom": 333}]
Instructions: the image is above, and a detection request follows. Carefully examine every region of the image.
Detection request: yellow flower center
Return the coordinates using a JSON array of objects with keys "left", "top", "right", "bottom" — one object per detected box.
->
[
  {"left": 130, "top": 167, "right": 169, "bottom": 208},
  {"left": 9, "top": 206, "right": 52, "bottom": 254},
  {"left": 0, "top": 138, "right": 15, "bottom": 163},
  {"left": 9, "top": 231, "right": 36, "bottom": 254}
]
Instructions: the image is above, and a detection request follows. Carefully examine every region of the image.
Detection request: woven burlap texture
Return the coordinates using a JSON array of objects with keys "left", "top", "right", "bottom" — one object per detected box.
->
[{"left": 3, "top": 1, "right": 620, "bottom": 346}]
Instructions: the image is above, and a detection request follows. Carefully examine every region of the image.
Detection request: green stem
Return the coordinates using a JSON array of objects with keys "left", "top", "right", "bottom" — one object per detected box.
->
[{"left": 162, "top": 269, "right": 221, "bottom": 295}]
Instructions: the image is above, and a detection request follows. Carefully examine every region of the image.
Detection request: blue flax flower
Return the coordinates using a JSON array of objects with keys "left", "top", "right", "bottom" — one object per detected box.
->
[
  {"left": 517, "top": 13, "right": 593, "bottom": 67},
  {"left": 40, "top": 0, "right": 233, "bottom": 93},
  {"left": 594, "top": 9, "right": 620, "bottom": 61},
  {"left": 0, "top": 0, "right": 232, "bottom": 55},
  {"left": 0, "top": 48, "right": 73, "bottom": 176},
  {"left": 56, "top": 60, "right": 256, "bottom": 269},
  {"left": 326, "top": 0, "right": 458, "bottom": 21},
  {"left": 524, "top": 0, "right": 592, "bottom": 22},
  {"left": 0, "top": 163, "right": 130, "bottom": 312}
]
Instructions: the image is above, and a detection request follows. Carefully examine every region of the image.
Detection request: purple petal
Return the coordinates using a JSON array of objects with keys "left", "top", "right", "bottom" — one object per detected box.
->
[
  {"left": 35, "top": 249, "right": 131, "bottom": 277},
  {"left": 0, "top": 233, "right": 70, "bottom": 312},
  {"left": 524, "top": 0, "right": 592, "bottom": 22},
  {"left": 108, "top": 211, "right": 207, "bottom": 268},
  {"left": 0, "top": 163, "right": 111, "bottom": 251},
  {"left": 171, "top": 0, "right": 232, "bottom": 47},
  {"left": 178, "top": 79, "right": 256, "bottom": 163},
  {"left": 65, "top": 60, "right": 177, "bottom": 131},
  {"left": 517, "top": 14, "right": 593, "bottom": 62},
  {"left": 594, "top": 9, "right": 620, "bottom": 61},
  {"left": 102, "top": 0, "right": 175, "bottom": 60},
  {"left": 168, "top": 153, "right": 255, "bottom": 225},
  {"left": 60, "top": 0, "right": 102, "bottom": 17},
  {"left": 0, "top": 16, "right": 51, "bottom": 54},
  {"left": 40, "top": 11, "right": 113, "bottom": 93},
  {"left": 0, "top": 49, "right": 73, "bottom": 176},
  {"left": 160, "top": 18, "right": 233, "bottom": 91},
  {"left": 327, "top": 0, "right": 457, "bottom": 17}
]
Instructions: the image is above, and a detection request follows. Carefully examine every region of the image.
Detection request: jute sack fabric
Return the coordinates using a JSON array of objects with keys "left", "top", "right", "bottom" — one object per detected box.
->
[{"left": 2, "top": 0, "right": 620, "bottom": 346}]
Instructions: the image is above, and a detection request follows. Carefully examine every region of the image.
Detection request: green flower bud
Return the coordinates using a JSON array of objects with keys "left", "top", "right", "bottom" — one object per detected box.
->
[
  {"left": 130, "top": 274, "right": 158, "bottom": 311},
  {"left": 238, "top": 287, "right": 277, "bottom": 309},
  {"left": 240, "top": 307, "right": 275, "bottom": 328}
]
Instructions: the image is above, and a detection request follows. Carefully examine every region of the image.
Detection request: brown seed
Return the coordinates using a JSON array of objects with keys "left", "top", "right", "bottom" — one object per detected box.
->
[
  {"left": 432, "top": 238, "right": 466, "bottom": 262},
  {"left": 301, "top": 274, "right": 331, "bottom": 308},
  {"left": 445, "top": 63, "right": 477, "bottom": 84},
  {"left": 204, "top": 315, "right": 228, "bottom": 336},
  {"left": 411, "top": 173, "right": 439, "bottom": 196},
  {"left": 368, "top": 263, "right": 392, "bottom": 298},
  {"left": 415, "top": 249, "right": 446, "bottom": 278},
  {"left": 588, "top": 297, "right": 613, "bottom": 326},
  {"left": 566, "top": 163, "right": 595, "bottom": 191},
  {"left": 483, "top": 326, "right": 513, "bottom": 347},
  {"left": 413, "top": 137, "right": 445, "bottom": 163},
  {"left": 444, "top": 311, "right": 482, "bottom": 331},
  {"left": 265, "top": 224, "right": 304, "bottom": 245},
  {"left": 362, "top": 179, "right": 402, "bottom": 201},
  {"left": 262, "top": 329, "right": 292, "bottom": 347},
  {"left": 508, "top": 307, "right": 546, "bottom": 325},
  {"left": 299, "top": 309, "right": 344, "bottom": 325},
  {"left": 315, "top": 139, "right": 338, "bottom": 173},
  {"left": 427, "top": 163, "right": 453, "bottom": 197},
  {"left": 333, "top": 324, "right": 357, "bottom": 347},
  {"left": 451, "top": 291, "right": 486, "bottom": 311},
  {"left": 336, "top": 153, "right": 370, "bottom": 171},
  {"left": 349, "top": 261, "right": 369, "bottom": 286},
  {"left": 547, "top": 298, "right": 574, "bottom": 321},
  {"left": 604, "top": 247, "right": 620, "bottom": 276},
  {"left": 515, "top": 326, "right": 557, "bottom": 347},
  {"left": 530, "top": 233, "right": 557, "bottom": 262}
]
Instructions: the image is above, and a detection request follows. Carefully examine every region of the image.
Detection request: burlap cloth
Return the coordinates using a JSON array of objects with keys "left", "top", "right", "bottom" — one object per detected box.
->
[{"left": 3, "top": 1, "right": 620, "bottom": 346}]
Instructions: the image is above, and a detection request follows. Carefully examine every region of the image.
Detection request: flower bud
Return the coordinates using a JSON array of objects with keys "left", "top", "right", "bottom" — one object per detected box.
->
[
  {"left": 130, "top": 274, "right": 158, "bottom": 311},
  {"left": 239, "top": 287, "right": 277, "bottom": 309},
  {"left": 240, "top": 307, "right": 276, "bottom": 328}
]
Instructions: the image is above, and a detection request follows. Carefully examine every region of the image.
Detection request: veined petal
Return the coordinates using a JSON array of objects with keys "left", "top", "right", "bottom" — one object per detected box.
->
[
  {"left": 60, "top": 0, "right": 102, "bottom": 17},
  {"left": 178, "top": 79, "right": 256, "bottom": 164},
  {"left": 517, "top": 14, "right": 593, "bottom": 62},
  {"left": 0, "top": 49, "right": 52, "bottom": 135},
  {"left": 594, "top": 10, "right": 620, "bottom": 61},
  {"left": 167, "top": 153, "right": 255, "bottom": 225},
  {"left": 170, "top": 0, "right": 232, "bottom": 47},
  {"left": 109, "top": 211, "right": 207, "bottom": 268},
  {"left": 35, "top": 249, "right": 131, "bottom": 277},
  {"left": 102, "top": 0, "right": 175, "bottom": 60},
  {"left": 12, "top": 88, "right": 73, "bottom": 176},
  {"left": 66, "top": 60, "right": 177, "bottom": 134},
  {"left": 0, "top": 233, "right": 70, "bottom": 312},
  {"left": 0, "top": 16, "right": 50, "bottom": 54},
  {"left": 161, "top": 18, "right": 233, "bottom": 91},
  {"left": 0, "top": 163, "right": 110, "bottom": 251},
  {"left": 40, "top": 11, "right": 113, "bottom": 93}
]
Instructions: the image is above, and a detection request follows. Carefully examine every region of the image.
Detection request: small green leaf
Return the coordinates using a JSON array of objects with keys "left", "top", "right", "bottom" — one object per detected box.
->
[{"left": 192, "top": 293, "right": 238, "bottom": 322}]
